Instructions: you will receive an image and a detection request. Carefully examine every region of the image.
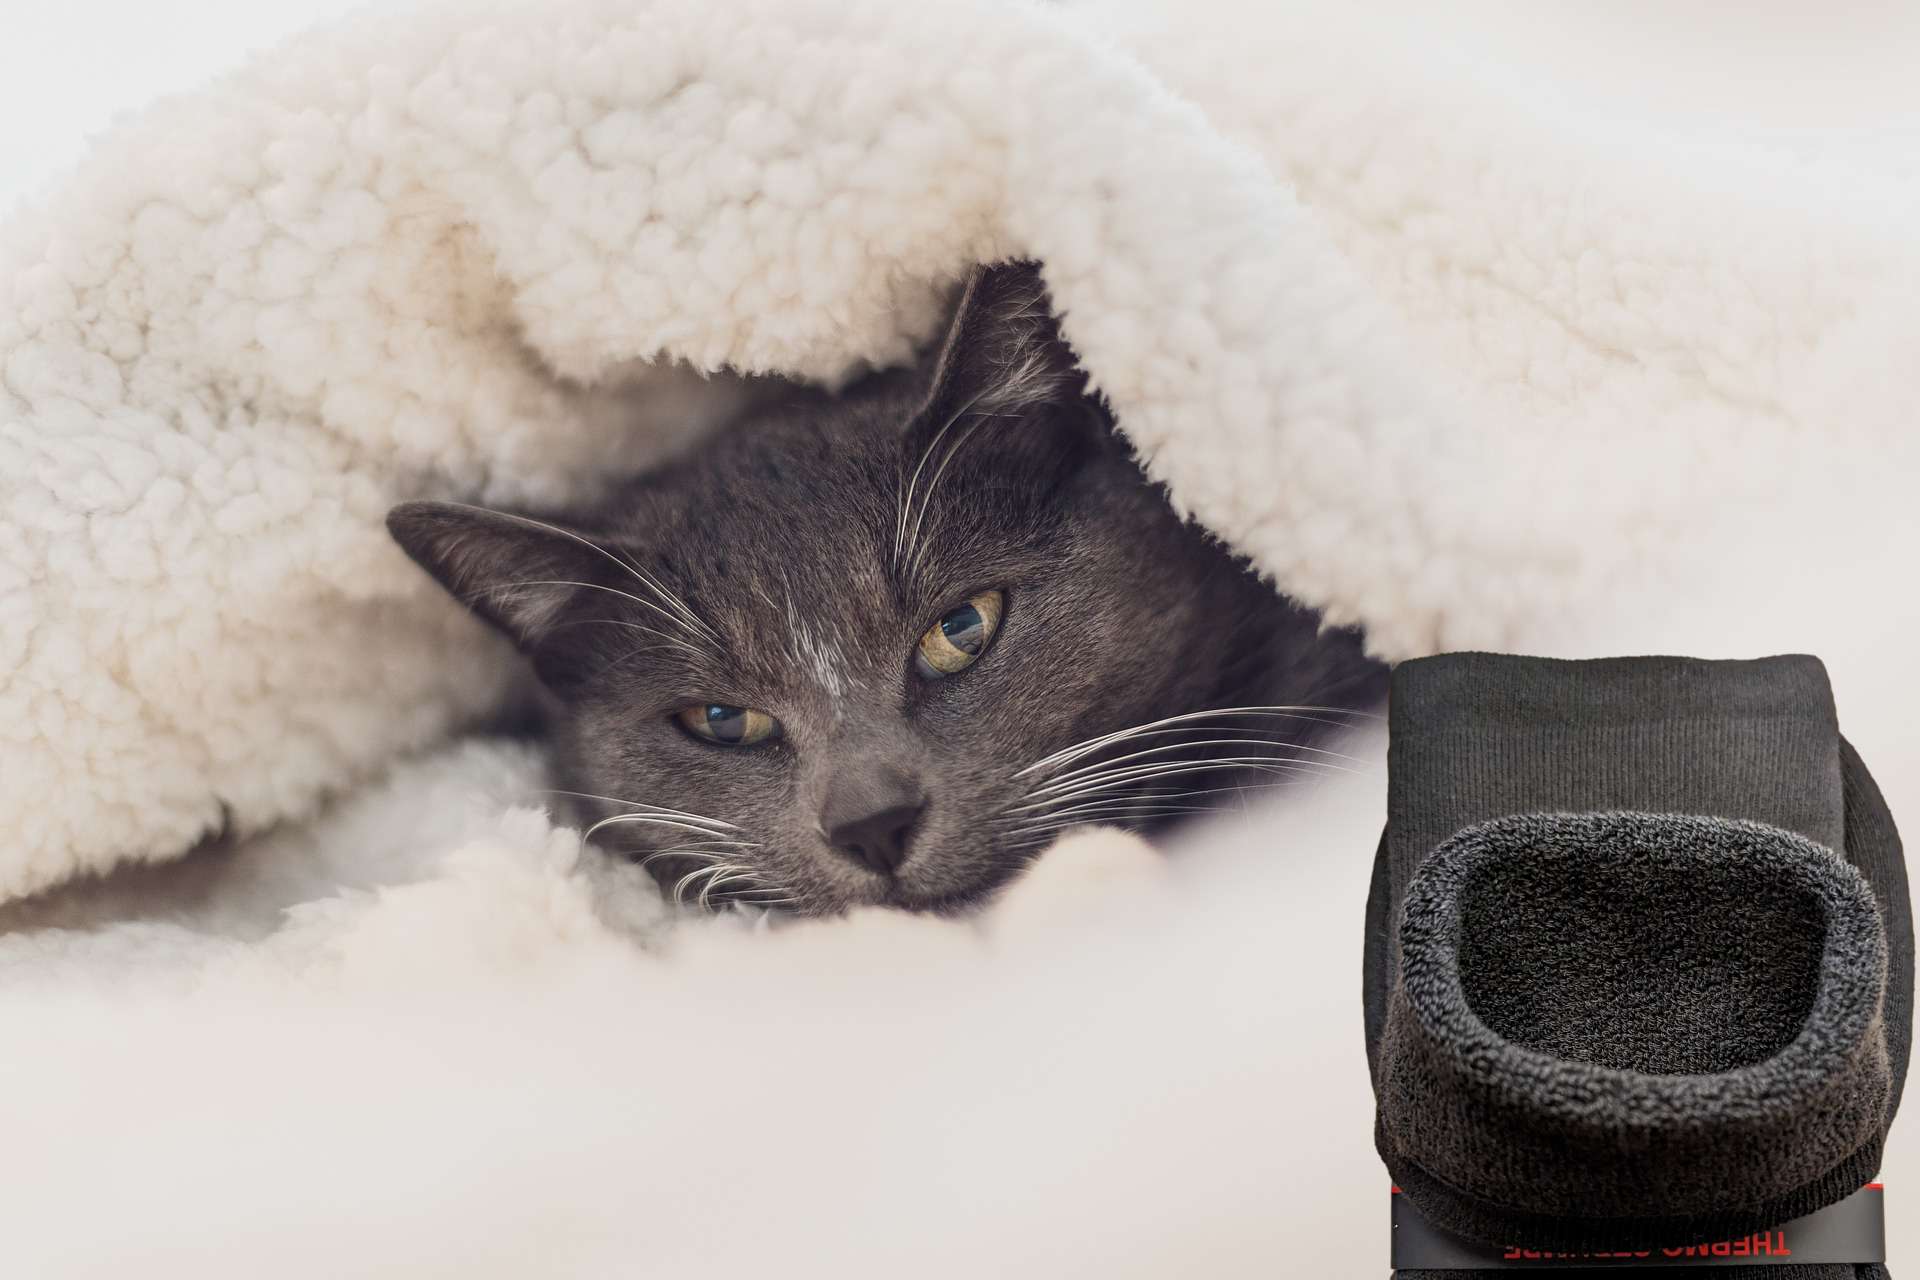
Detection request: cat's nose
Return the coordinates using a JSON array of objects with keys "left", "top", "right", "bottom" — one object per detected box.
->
[{"left": 821, "top": 766, "right": 927, "bottom": 877}]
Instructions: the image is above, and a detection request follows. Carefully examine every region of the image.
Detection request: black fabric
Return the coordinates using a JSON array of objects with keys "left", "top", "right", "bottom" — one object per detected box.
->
[{"left": 1363, "top": 653, "right": 1910, "bottom": 1280}]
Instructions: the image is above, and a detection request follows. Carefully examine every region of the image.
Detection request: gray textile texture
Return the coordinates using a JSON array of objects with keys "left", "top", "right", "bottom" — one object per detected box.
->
[
  {"left": 1388, "top": 814, "right": 1887, "bottom": 1236},
  {"left": 1365, "top": 653, "right": 1912, "bottom": 1280}
]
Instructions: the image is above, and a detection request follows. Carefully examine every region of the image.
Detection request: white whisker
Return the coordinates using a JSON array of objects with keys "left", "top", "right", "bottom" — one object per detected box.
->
[
  {"left": 698, "top": 866, "right": 768, "bottom": 909},
  {"left": 635, "top": 846, "right": 733, "bottom": 870},
  {"left": 1010, "top": 758, "right": 1333, "bottom": 815},
  {"left": 1000, "top": 777, "right": 1309, "bottom": 849},
  {"left": 560, "top": 789, "right": 776, "bottom": 913},
  {"left": 672, "top": 864, "right": 725, "bottom": 908},
  {"left": 1016, "top": 758, "right": 1334, "bottom": 811},
  {"left": 902, "top": 410, "right": 1019, "bottom": 580},
  {"left": 1017, "top": 796, "right": 1211, "bottom": 824},
  {"left": 541, "top": 790, "right": 741, "bottom": 830},
  {"left": 1014, "top": 706, "right": 1374, "bottom": 779},
  {"left": 454, "top": 504, "right": 724, "bottom": 647},
  {"left": 1024, "top": 752, "right": 1351, "bottom": 804},
  {"left": 894, "top": 385, "right": 993, "bottom": 571},
  {"left": 479, "top": 579, "right": 717, "bottom": 654},
  {"left": 584, "top": 814, "right": 750, "bottom": 843},
  {"left": 733, "top": 894, "right": 799, "bottom": 909},
  {"left": 1037, "top": 752, "right": 1343, "bottom": 795},
  {"left": 1013, "top": 805, "right": 1208, "bottom": 835},
  {"left": 1031, "top": 734, "right": 1363, "bottom": 793},
  {"left": 1005, "top": 781, "right": 1285, "bottom": 835}
]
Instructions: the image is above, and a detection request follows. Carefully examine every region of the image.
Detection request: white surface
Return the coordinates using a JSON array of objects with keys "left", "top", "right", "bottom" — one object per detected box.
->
[
  {"left": 3, "top": 1, "right": 1917, "bottom": 1275},
  {"left": 0, "top": 1, "right": 365, "bottom": 211}
]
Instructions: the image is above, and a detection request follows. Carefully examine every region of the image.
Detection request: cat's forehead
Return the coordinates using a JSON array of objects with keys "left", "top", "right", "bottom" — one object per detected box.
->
[
  {"left": 608, "top": 412, "right": 907, "bottom": 669},
  {"left": 598, "top": 391, "right": 1068, "bottom": 689},
  {"left": 645, "top": 411, "right": 900, "bottom": 562}
]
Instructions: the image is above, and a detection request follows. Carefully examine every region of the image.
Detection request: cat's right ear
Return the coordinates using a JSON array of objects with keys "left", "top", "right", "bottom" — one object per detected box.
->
[
  {"left": 386, "top": 501, "right": 601, "bottom": 650},
  {"left": 917, "top": 260, "right": 1086, "bottom": 428},
  {"left": 902, "top": 261, "right": 1109, "bottom": 494}
]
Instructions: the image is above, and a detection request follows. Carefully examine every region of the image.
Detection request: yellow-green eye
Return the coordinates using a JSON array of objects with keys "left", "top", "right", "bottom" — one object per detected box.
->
[
  {"left": 675, "top": 704, "right": 781, "bottom": 746},
  {"left": 915, "top": 590, "right": 1005, "bottom": 678}
]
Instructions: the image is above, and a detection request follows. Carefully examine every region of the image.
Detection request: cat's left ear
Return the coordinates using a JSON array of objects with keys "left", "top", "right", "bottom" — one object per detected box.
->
[
  {"left": 386, "top": 501, "right": 605, "bottom": 651},
  {"left": 910, "top": 261, "right": 1107, "bottom": 464}
]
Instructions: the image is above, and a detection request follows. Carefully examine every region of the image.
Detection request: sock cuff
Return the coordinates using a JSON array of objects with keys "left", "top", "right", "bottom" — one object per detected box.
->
[
  {"left": 1389, "top": 653, "right": 1838, "bottom": 734},
  {"left": 1377, "top": 811, "right": 1889, "bottom": 1246},
  {"left": 1387, "top": 653, "right": 1845, "bottom": 857}
]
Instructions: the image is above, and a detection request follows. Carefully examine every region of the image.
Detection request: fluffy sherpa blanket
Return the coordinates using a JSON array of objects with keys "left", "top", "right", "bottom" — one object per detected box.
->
[{"left": 3, "top": 1, "right": 1917, "bottom": 1274}]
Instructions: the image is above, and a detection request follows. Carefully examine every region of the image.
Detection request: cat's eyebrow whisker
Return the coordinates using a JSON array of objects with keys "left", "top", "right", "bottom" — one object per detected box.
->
[
  {"left": 1013, "top": 705, "right": 1376, "bottom": 779},
  {"left": 894, "top": 385, "right": 994, "bottom": 572},
  {"left": 901, "top": 409, "right": 1022, "bottom": 582},
  {"left": 451, "top": 504, "right": 725, "bottom": 648},
  {"left": 1028, "top": 734, "right": 1363, "bottom": 794}
]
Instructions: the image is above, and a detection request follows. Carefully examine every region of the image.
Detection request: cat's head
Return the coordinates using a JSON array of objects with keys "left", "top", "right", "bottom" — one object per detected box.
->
[{"left": 389, "top": 262, "right": 1383, "bottom": 914}]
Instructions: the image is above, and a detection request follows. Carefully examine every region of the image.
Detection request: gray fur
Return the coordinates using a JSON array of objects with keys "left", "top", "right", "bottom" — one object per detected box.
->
[{"left": 389, "top": 262, "right": 1384, "bottom": 915}]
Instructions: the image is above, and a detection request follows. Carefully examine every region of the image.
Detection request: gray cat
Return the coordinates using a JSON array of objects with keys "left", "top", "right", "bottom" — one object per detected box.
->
[{"left": 389, "top": 263, "right": 1384, "bottom": 915}]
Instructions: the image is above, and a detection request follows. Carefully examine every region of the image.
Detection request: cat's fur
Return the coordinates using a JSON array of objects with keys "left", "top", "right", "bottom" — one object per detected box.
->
[{"left": 389, "top": 263, "right": 1384, "bottom": 915}]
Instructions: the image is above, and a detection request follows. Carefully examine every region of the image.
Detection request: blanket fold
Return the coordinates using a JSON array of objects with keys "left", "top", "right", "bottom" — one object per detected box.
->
[{"left": 11, "top": 0, "right": 1916, "bottom": 904}]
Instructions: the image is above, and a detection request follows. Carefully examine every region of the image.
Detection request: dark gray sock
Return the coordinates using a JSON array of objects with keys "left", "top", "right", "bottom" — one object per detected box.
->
[{"left": 1364, "top": 653, "right": 1911, "bottom": 1280}]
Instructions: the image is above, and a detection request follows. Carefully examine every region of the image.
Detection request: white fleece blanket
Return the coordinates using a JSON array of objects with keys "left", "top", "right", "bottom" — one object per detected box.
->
[{"left": 3, "top": 1, "right": 1917, "bottom": 1274}]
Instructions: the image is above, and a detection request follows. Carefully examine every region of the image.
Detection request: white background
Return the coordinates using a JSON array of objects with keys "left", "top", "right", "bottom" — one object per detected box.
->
[
  {"left": 7, "top": 0, "right": 1920, "bottom": 214},
  {"left": 1, "top": 0, "right": 363, "bottom": 210}
]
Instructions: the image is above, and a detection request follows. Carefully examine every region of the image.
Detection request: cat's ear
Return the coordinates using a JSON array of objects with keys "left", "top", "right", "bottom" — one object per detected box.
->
[
  {"left": 917, "top": 260, "right": 1089, "bottom": 430},
  {"left": 386, "top": 501, "right": 603, "bottom": 649}
]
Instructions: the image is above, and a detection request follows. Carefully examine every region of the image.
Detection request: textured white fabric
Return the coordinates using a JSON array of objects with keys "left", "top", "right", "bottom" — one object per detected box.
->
[{"left": 2, "top": 1, "right": 1916, "bottom": 1273}]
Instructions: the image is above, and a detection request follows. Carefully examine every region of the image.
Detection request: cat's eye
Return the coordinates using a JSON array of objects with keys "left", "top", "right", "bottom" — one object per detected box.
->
[
  {"left": 675, "top": 704, "right": 781, "bottom": 746},
  {"left": 915, "top": 590, "right": 1005, "bottom": 679}
]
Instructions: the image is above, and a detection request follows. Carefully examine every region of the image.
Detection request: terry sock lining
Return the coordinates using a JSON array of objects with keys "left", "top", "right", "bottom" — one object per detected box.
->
[{"left": 1367, "top": 653, "right": 1910, "bottom": 1278}]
